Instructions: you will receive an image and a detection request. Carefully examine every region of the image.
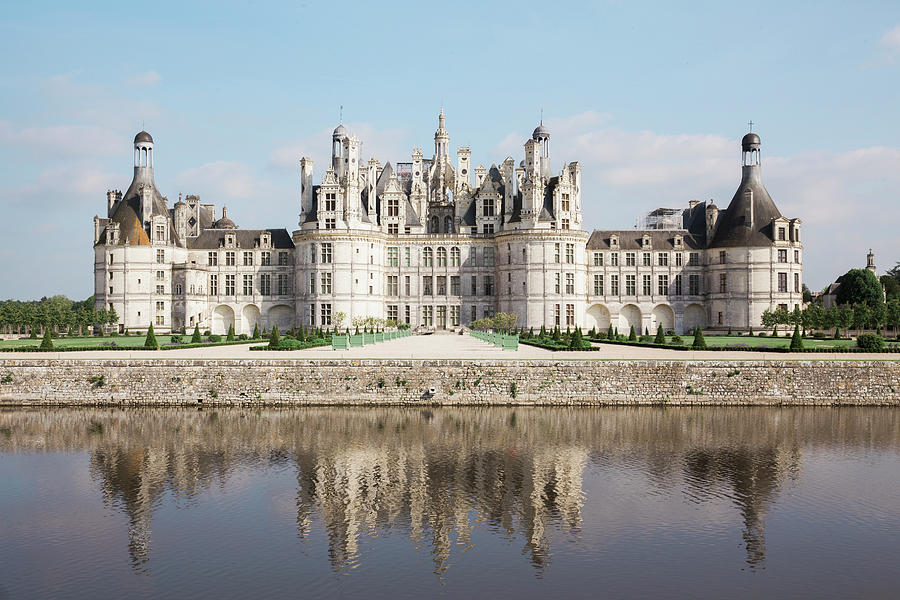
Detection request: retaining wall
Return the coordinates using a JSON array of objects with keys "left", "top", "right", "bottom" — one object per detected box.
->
[{"left": 1, "top": 359, "right": 899, "bottom": 405}]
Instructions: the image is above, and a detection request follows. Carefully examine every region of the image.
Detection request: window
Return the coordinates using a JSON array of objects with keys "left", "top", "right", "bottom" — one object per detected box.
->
[
  {"left": 437, "top": 247, "right": 447, "bottom": 267},
  {"left": 719, "top": 273, "right": 727, "bottom": 293},
  {"left": 566, "top": 244, "right": 574, "bottom": 264},
  {"left": 794, "top": 272, "right": 800, "bottom": 293},
  {"left": 778, "top": 227, "right": 786, "bottom": 241},
  {"left": 308, "top": 304, "right": 315, "bottom": 327},
  {"left": 423, "top": 276, "right": 433, "bottom": 296},
  {"left": 794, "top": 228, "right": 800, "bottom": 242},
  {"left": 422, "top": 305, "right": 434, "bottom": 327},
  {"left": 260, "top": 274, "right": 271, "bottom": 295},
  {"left": 155, "top": 301, "right": 165, "bottom": 311},
  {"left": 625, "top": 252, "right": 636, "bottom": 266},
  {"left": 566, "top": 304, "right": 575, "bottom": 326},
  {"left": 778, "top": 249, "right": 788, "bottom": 263},
  {"left": 388, "top": 223, "right": 398, "bottom": 235},
  {"left": 719, "top": 250, "right": 726, "bottom": 264},
  {"left": 483, "top": 223, "right": 494, "bottom": 234},
  {"left": 626, "top": 274, "right": 636, "bottom": 295},
  {"left": 243, "top": 275, "right": 253, "bottom": 295},
  {"left": 108, "top": 253, "right": 113, "bottom": 265},
  {"left": 483, "top": 247, "right": 495, "bottom": 267},
  {"left": 323, "top": 192, "right": 337, "bottom": 211},
  {"left": 309, "top": 273, "right": 315, "bottom": 294},
  {"left": 156, "top": 270, "right": 164, "bottom": 280},
  {"left": 778, "top": 272, "right": 788, "bottom": 293},
  {"left": 642, "top": 274, "right": 651, "bottom": 295},
  {"left": 324, "top": 218, "right": 336, "bottom": 229},
  {"left": 321, "top": 244, "right": 333, "bottom": 263},
  {"left": 156, "top": 285, "right": 164, "bottom": 294},
  {"left": 278, "top": 252, "right": 289, "bottom": 266},
  {"left": 404, "top": 275, "right": 411, "bottom": 296},
  {"left": 554, "top": 304, "right": 561, "bottom": 326},
  {"left": 451, "top": 276, "right": 460, "bottom": 295},
  {"left": 794, "top": 250, "right": 800, "bottom": 263},
  {"left": 243, "top": 252, "right": 253, "bottom": 266},
  {"left": 156, "top": 249, "right": 165, "bottom": 264},
  {"left": 470, "top": 305, "right": 477, "bottom": 323},
  {"left": 386, "top": 275, "right": 399, "bottom": 296},
  {"left": 554, "top": 243, "right": 560, "bottom": 263},
  {"left": 561, "top": 219, "right": 569, "bottom": 230},
  {"left": 610, "top": 274, "right": 619, "bottom": 295},
  {"left": 688, "top": 252, "right": 700, "bottom": 266},
  {"left": 450, "top": 247, "right": 460, "bottom": 266},
  {"left": 387, "top": 247, "right": 399, "bottom": 267},
  {"left": 658, "top": 274, "right": 669, "bottom": 295},
  {"left": 277, "top": 273, "right": 290, "bottom": 295},
  {"left": 483, "top": 197, "right": 495, "bottom": 216},
  {"left": 175, "top": 284, "right": 182, "bottom": 295},
  {"left": 387, "top": 196, "right": 399, "bottom": 216},
  {"left": 402, "top": 247, "right": 411, "bottom": 267},
  {"left": 675, "top": 274, "right": 683, "bottom": 296},
  {"left": 208, "top": 252, "right": 218, "bottom": 266},
  {"left": 555, "top": 273, "right": 561, "bottom": 294},
  {"left": 593, "top": 252, "right": 603, "bottom": 266},
  {"left": 689, "top": 274, "right": 700, "bottom": 295},
  {"left": 470, "top": 275, "right": 477, "bottom": 295},
  {"left": 593, "top": 274, "right": 603, "bottom": 295},
  {"left": 155, "top": 315, "right": 164, "bottom": 326},
  {"left": 450, "top": 306, "right": 460, "bottom": 326},
  {"left": 484, "top": 276, "right": 494, "bottom": 296},
  {"left": 387, "top": 305, "right": 399, "bottom": 322},
  {"left": 261, "top": 251, "right": 271, "bottom": 266},
  {"left": 223, "top": 251, "right": 234, "bottom": 266},
  {"left": 718, "top": 312, "right": 723, "bottom": 325},
  {"left": 658, "top": 253, "right": 669, "bottom": 266},
  {"left": 423, "top": 247, "right": 433, "bottom": 267},
  {"left": 561, "top": 193, "right": 570, "bottom": 212},
  {"left": 610, "top": 253, "right": 619, "bottom": 267},
  {"left": 209, "top": 274, "right": 218, "bottom": 295},
  {"left": 437, "top": 276, "right": 447, "bottom": 295},
  {"left": 405, "top": 305, "right": 411, "bottom": 324},
  {"left": 321, "top": 272, "right": 332, "bottom": 294},
  {"left": 565, "top": 273, "right": 575, "bottom": 294},
  {"left": 675, "top": 252, "right": 683, "bottom": 267},
  {"left": 225, "top": 274, "right": 235, "bottom": 295},
  {"left": 320, "top": 303, "right": 332, "bottom": 326},
  {"left": 642, "top": 252, "right": 651, "bottom": 267}
]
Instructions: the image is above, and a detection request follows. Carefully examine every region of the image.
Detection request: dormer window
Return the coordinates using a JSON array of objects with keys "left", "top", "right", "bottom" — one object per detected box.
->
[
  {"left": 610, "top": 235, "right": 618, "bottom": 247},
  {"left": 226, "top": 234, "right": 235, "bottom": 247},
  {"left": 674, "top": 234, "right": 683, "bottom": 248},
  {"left": 261, "top": 232, "right": 271, "bottom": 248},
  {"left": 642, "top": 235, "right": 651, "bottom": 249}
]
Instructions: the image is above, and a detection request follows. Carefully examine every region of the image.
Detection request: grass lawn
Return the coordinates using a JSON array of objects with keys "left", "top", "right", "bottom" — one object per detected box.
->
[
  {"left": 696, "top": 335, "right": 857, "bottom": 349},
  {"left": 2, "top": 335, "right": 209, "bottom": 349}
]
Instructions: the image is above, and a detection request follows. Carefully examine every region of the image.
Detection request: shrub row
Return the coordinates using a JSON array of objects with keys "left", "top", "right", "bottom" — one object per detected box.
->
[
  {"left": 0, "top": 339, "right": 260, "bottom": 352},
  {"left": 249, "top": 338, "right": 331, "bottom": 351},
  {"left": 520, "top": 338, "right": 599, "bottom": 352},
  {"left": 589, "top": 337, "right": 900, "bottom": 353}
]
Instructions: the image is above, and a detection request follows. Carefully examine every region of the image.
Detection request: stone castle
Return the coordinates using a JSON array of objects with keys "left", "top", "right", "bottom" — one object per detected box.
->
[{"left": 93, "top": 111, "right": 803, "bottom": 334}]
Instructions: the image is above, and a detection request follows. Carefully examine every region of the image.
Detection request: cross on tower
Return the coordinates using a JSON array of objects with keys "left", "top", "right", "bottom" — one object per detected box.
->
[
  {"left": 339, "top": 105, "right": 343, "bottom": 124},
  {"left": 748, "top": 120, "right": 754, "bottom": 132}
]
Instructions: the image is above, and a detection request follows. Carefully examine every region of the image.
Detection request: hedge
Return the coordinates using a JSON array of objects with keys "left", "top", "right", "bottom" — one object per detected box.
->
[
  {"left": 249, "top": 338, "right": 331, "bottom": 351},
  {"left": 589, "top": 337, "right": 900, "bottom": 353},
  {"left": 520, "top": 338, "right": 599, "bottom": 352},
  {"left": 0, "top": 339, "right": 260, "bottom": 352}
]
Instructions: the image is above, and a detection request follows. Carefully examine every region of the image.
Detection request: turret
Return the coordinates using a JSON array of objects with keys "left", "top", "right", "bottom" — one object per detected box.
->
[
  {"left": 332, "top": 123, "right": 348, "bottom": 179},
  {"left": 456, "top": 146, "right": 471, "bottom": 191},
  {"left": 532, "top": 122, "right": 550, "bottom": 179},
  {"left": 867, "top": 249, "right": 877, "bottom": 274},
  {"left": 300, "top": 157, "right": 314, "bottom": 220},
  {"left": 434, "top": 108, "right": 449, "bottom": 160}
]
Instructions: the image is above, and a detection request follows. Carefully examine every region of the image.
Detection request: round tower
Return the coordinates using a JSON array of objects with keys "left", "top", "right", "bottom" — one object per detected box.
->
[
  {"left": 134, "top": 130, "right": 154, "bottom": 171},
  {"left": 434, "top": 108, "right": 449, "bottom": 159},
  {"left": 332, "top": 123, "right": 348, "bottom": 177},
  {"left": 532, "top": 122, "right": 550, "bottom": 178},
  {"left": 741, "top": 132, "right": 760, "bottom": 166}
]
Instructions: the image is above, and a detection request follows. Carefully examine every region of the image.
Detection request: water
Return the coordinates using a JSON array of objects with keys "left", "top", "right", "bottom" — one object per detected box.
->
[{"left": 1, "top": 407, "right": 898, "bottom": 599}]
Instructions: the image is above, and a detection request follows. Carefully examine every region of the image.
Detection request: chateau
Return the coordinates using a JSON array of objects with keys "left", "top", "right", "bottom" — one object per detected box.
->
[{"left": 93, "top": 111, "right": 803, "bottom": 335}]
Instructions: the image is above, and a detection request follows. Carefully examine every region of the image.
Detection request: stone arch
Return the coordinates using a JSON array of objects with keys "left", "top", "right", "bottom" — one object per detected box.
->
[
  {"left": 619, "top": 304, "right": 642, "bottom": 334},
  {"left": 266, "top": 304, "right": 294, "bottom": 332},
  {"left": 241, "top": 304, "right": 260, "bottom": 336},
  {"left": 683, "top": 303, "right": 706, "bottom": 334},
  {"left": 212, "top": 305, "right": 235, "bottom": 335},
  {"left": 444, "top": 215, "right": 453, "bottom": 234},
  {"left": 650, "top": 304, "right": 675, "bottom": 333},
  {"left": 585, "top": 304, "right": 611, "bottom": 331},
  {"left": 430, "top": 215, "right": 439, "bottom": 233}
]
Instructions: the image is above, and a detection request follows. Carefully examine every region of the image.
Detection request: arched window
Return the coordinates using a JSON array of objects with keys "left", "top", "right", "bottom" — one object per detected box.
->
[
  {"left": 430, "top": 215, "right": 439, "bottom": 233},
  {"left": 423, "top": 247, "right": 433, "bottom": 267},
  {"left": 437, "top": 247, "right": 447, "bottom": 267},
  {"left": 444, "top": 215, "right": 453, "bottom": 234},
  {"left": 450, "top": 247, "right": 460, "bottom": 267}
]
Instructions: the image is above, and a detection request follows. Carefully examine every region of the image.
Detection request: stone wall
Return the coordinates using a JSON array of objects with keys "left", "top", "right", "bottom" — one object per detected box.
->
[{"left": 0, "top": 359, "right": 898, "bottom": 406}]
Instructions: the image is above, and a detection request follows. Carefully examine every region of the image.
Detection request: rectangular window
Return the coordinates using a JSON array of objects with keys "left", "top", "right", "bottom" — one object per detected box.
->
[
  {"left": 387, "top": 247, "right": 399, "bottom": 267},
  {"left": 554, "top": 243, "right": 560, "bottom": 263},
  {"left": 156, "top": 270, "right": 164, "bottom": 280},
  {"left": 626, "top": 252, "right": 636, "bottom": 266},
  {"left": 794, "top": 250, "right": 800, "bottom": 263},
  {"left": 325, "top": 218, "right": 336, "bottom": 229},
  {"left": 320, "top": 303, "right": 332, "bottom": 326},
  {"left": 778, "top": 249, "right": 788, "bottom": 263},
  {"left": 324, "top": 192, "right": 336, "bottom": 211},
  {"left": 483, "top": 197, "right": 495, "bottom": 217},
  {"left": 404, "top": 275, "right": 411, "bottom": 296},
  {"left": 642, "top": 274, "right": 651, "bottom": 295},
  {"left": 209, "top": 274, "right": 218, "bottom": 295},
  {"left": 565, "top": 273, "right": 575, "bottom": 294},
  {"left": 321, "top": 272, "right": 332, "bottom": 294},
  {"left": 423, "top": 248, "right": 433, "bottom": 267},
  {"left": 155, "top": 301, "right": 164, "bottom": 311},
  {"left": 437, "top": 276, "right": 447, "bottom": 295},
  {"left": 484, "top": 276, "right": 494, "bottom": 296},
  {"left": 387, "top": 197, "right": 399, "bottom": 217},
  {"left": 155, "top": 224, "right": 165, "bottom": 241},
  {"left": 561, "top": 219, "right": 570, "bottom": 230},
  {"left": 225, "top": 274, "right": 235, "bottom": 296},
  {"left": 155, "top": 315, "right": 164, "bottom": 326},
  {"left": 483, "top": 247, "right": 495, "bottom": 267},
  {"left": 483, "top": 223, "right": 494, "bottom": 234},
  {"left": 778, "top": 227, "right": 786, "bottom": 241},
  {"left": 610, "top": 274, "right": 619, "bottom": 295},
  {"left": 593, "top": 252, "right": 603, "bottom": 266},
  {"left": 658, "top": 253, "right": 669, "bottom": 266},
  {"left": 470, "top": 275, "right": 477, "bottom": 296},
  {"left": 243, "top": 252, "right": 253, "bottom": 266},
  {"left": 405, "top": 305, "right": 411, "bottom": 324},
  {"left": 675, "top": 252, "right": 683, "bottom": 267},
  {"left": 689, "top": 274, "right": 700, "bottom": 295},
  {"left": 277, "top": 274, "right": 290, "bottom": 295},
  {"left": 225, "top": 251, "right": 235, "bottom": 266},
  {"left": 688, "top": 252, "right": 699, "bottom": 266},
  {"left": 778, "top": 272, "right": 788, "bottom": 293},
  {"left": 625, "top": 274, "right": 636, "bottom": 296},
  {"left": 642, "top": 252, "right": 651, "bottom": 267},
  {"left": 423, "top": 276, "right": 433, "bottom": 296},
  {"left": 156, "top": 285, "right": 164, "bottom": 294},
  {"left": 719, "top": 250, "right": 726, "bottom": 264},
  {"left": 794, "top": 272, "right": 800, "bottom": 293},
  {"left": 554, "top": 304, "right": 561, "bottom": 326},
  {"left": 404, "top": 247, "right": 411, "bottom": 266},
  {"left": 470, "top": 305, "right": 477, "bottom": 323},
  {"left": 450, "top": 247, "right": 460, "bottom": 266},
  {"left": 451, "top": 276, "right": 460, "bottom": 296},
  {"left": 592, "top": 274, "right": 604, "bottom": 295},
  {"left": 561, "top": 193, "right": 570, "bottom": 212},
  {"left": 386, "top": 275, "right": 398, "bottom": 296},
  {"left": 565, "top": 244, "right": 574, "bottom": 264},
  {"left": 566, "top": 304, "right": 575, "bottom": 326},
  {"left": 156, "top": 249, "right": 165, "bottom": 264},
  {"left": 309, "top": 273, "right": 315, "bottom": 294},
  {"left": 610, "top": 253, "right": 619, "bottom": 267},
  {"left": 261, "top": 251, "right": 271, "bottom": 266},
  {"left": 450, "top": 306, "right": 460, "bottom": 327},
  {"left": 719, "top": 273, "right": 727, "bottom": 293},
  {"left": 243, "top": 274, "right": 253, "bottom": 295},
  {"left": 387, "top": 305, "right": 399, "bottom": 322},
  {"left": 278, "top": 252, "right": 289, "bottom": 266},
  {"left": 555, "top": 273, "right": 561, "bottom": 294},
  {"left": 309, "top": 304, "right": 315, "bottom": 327},
  {"left": 208, "top": 252, "right": 218, "bottom": 266},
  {"left": 423, "top": 305, "right": 433, "bottom": 327},
  {"left": 321, "top": 243, "right": 333, "bottom": 263},
  {"left": 437, "top": 248, "right": 447, "bottom": 267},
  {"left": 675, "top": 274, "right": 683, "bottom": 296},
  {"left": 260, "top": 274, "right": 271, "bottom": 295},
  {"left": 658, "top": 274, "right": 669, "bottom": 295}
]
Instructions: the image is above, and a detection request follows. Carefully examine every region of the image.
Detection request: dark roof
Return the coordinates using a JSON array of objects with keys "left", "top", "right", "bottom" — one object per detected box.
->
[
  {"left": 587, "top": 229, "right": 705, "bottom": 250},
  {"left": 532, "top": 123, "right": 549, "bottom": 140},
  {"left": 186, "top": 228, "right": 294, "bottom": 250},
  {"left": 212, "top": 217, "right": 237, "bottom": 229},
  {"left": 539, "top": 176, "right": 557, "bottom": 221},
  {"left": 302, "top": 185, "right": 320, "bottom": 224},
  {"left": 742, "top": 132, "right": 760, "bottom": 150},
  {"left": 134, "top": 130, "right": 153, "bottom": 144},
  {"left": 709, "top": 165, "right": 781, "bottom": 248}
]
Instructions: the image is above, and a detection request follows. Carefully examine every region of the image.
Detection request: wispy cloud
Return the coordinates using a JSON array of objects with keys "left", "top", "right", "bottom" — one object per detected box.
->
[
  {"left": 880, "top": 25, "right": 900, "bottom": 53},
  {"left": 0, "top": 121, "right": 122, "bottom": 157},
  {"left": 126, "top": 70, "right": 161, "bottom": 87},
  {"left": 268, "top": 122, "right": 412, "bottom": 173}
]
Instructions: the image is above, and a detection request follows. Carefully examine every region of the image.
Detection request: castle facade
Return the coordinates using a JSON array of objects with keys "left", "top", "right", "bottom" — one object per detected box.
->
[{"left": 93, "top": 112, "right": 803, "bottom": 335}]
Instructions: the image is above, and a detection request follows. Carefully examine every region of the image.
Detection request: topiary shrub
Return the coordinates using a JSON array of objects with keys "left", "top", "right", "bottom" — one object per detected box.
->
[
  {"left": 192, "top": 324, "right": 202, "bottom": 344},
  {"left": 607, "top": 324, "right": 614, "bottom": 339},
  {"left": 170, "top": 334, "right": 182, "bottom": 344},
  {"left": 691, "top": 326, "right": 707, "bottom": 350},
  {"left": 144, "top": 324, "right": 158, "bottom": 349},
  {"left": 208, "top": 334, "right": 222, "bottom": 343},
  {"left": 856, "top": 333, "right": 884, "bottom": 351},
  {"left": 790, "top": 324, "right": 804, "bottom": 351},
  {"left": 833, "top": 327, "right": 841, "bottom": 340},
  {"left": 639, "top": 334, "right": 652, "bottom": 343},
  {"left": 252, "top": 324, "right": 260, "bottom": 339},
  {"left": 670, "top": 335, "right": 684, "bottom": 346},
  {"left": 39, "top": 328, "right": 54, "bottom": 350},
  {"left": 226, "top": 324, "right": 235, "bottom": 342},
  {"left": 238, "top": 333, "right": 249, "bottom": 340},
  {"left": 628, "top": 326, "right": 637, "bottom": 342},
  {"left": 268, "top": 324, "right": 280, "bottom": 348},
  {"left": 654, "top": 324, "right": 665, "bottom": 345}
]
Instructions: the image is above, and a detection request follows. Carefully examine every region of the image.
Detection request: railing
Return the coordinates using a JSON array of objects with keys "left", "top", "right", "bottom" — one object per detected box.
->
[{"left": 469, "top": 330, "right": 518, "bottom": 351}]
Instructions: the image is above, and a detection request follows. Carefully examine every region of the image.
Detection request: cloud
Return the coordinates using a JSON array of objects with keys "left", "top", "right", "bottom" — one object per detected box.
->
[
  {"left": 0, "top": 121, "right": 122, "bottom": 157},
  {"left": 175, "top": 161, "right": 262, "bottom": 199},
  {"left": 880, "top": 25, "right": 900, "bottom": 53},
  {"left": 126, "top": 70, "right": 161, "bottom": 87}
]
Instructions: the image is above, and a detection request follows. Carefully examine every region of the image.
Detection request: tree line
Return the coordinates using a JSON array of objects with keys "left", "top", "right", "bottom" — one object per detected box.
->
[{"left": 0, "top": 296, "right": 117, "bottom": 335}]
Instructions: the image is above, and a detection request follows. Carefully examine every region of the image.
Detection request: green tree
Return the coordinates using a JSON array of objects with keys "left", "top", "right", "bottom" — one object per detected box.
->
[
  {"left": 802, "top": 283, "right": 813, "bottom": 304},
  {"left": 39, "top": 328, "right": 54, "bottom": 350},
  {"left": 628, "top": 325, "right": 637, "bottom": 341},
  {"left": 252, "top": 324, "right": 260, "bottom": 339},
  {"left": 191, "top": 324, "right": 202, "bottom": 343},
  {"left": 691, "top": 325, "right": 707, "bottom": 350},
  {"left": 836, "top": 269, "right": 884, "bottom": 307},
  {"left": 568, "top": 327, "right": 584, "bottom": 350},
  {"left": 268, "top": 324, "right": 280, "bottom": 348},
  {"left": 654, "top": 324, "right": 665, "bottom": 344},
  {"left": 790, "top": 324, "right": 804, "bottom": 351},
  {"left": 607, "top": 324, "right": 614, "bottom": 339},
  {"left": 852, "top": 303, "right": 871, "bottom": 336},
  {"left": 144, "top": 324, "right": 159, "bottom": 349},
  {"left": 880, "top": 275, "right": 900, "bottom": 301},
  {"left": 803, "top": 303, "right": 825, "bottom": 334},
  {"left": 226, "top": 324, "right": 235, "bottom": 342}
]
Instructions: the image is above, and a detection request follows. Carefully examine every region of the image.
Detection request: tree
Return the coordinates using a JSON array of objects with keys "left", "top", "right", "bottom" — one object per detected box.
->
[
  {"left": 252, "top": 324, "right": 260, "bottom": 339},
  {"left": 192, "top": 324, "right": 202, "bottom": 343},
  {"left": 39, "top": 328, "right": 53, "bottom": 350},
  {"left": 628, "top": 326, "right": 637, "bottom": 341},
  {"left": 333, "top": 311, "right": 347, "bottom": 332},
  {"left": 691, "top": 325, "right": 706, "bottom": 350},
  {"left": 144, "top": 324, "right": 159, "bottom": 349},
  {"left": 226, "top": 324, "right": 235, "bottom": 342},
  {"left": 836, "top": 269, "right": 884, "bottom": 307},
  {"left": 568, "top": 327, "right": 584, "bottom": 350},
  {"left": 880, "top": 275, "right": 900, "bottom": 302},
  {"left": 852, "top": 303, "right": 871, "bottom": 336},
  {"left": 887, "top": 299, "right": 900, "bottom": 338},
  {"left": 607, "top": 324, "right": 614, "bottom": 339},
  {"left": 802, "top": 283, "right": 813, "bottom": 304},
  {"left": 790, "top": 324, "right": 803, "bottom": 351},
  {"left": 654, "top": 324, "right": 665, "bottom": 344},
  {"left": 803, "top": 303, "right": 825, "bottom": 334},
  {"left": 268, "top": 324, "right": 280, "bottom": 348}
]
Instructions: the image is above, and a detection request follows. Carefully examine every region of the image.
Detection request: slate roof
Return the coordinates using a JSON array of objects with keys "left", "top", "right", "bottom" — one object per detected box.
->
[
  {"left": 186, "top": 228, "right": 294, "bottom": 250},
  {"left": 709, "top": 165, "right": 781, "bottom": 248},
  {"left": 587, "top": 229, "right": 705, "bottom": 250}
]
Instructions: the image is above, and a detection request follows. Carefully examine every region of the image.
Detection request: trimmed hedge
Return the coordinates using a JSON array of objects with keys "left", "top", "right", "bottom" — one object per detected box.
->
[
  {"left": 589, "top": 337, "right": 900, "bottom": 353},
  {"left": 249, "top": 338, "right": 331, "bottom": 351},
  {"left": 520, "top": 338, "right": 599, "bottom": 351},
  {"left": 0, "top": 339, "right": 260, "bottom": 352}
]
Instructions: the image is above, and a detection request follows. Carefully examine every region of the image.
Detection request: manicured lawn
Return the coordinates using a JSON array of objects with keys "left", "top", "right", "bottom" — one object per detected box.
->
[
  {"left": 2, "top": 335, "right": 182, "bottom": 349},
  {"left": 696, "top": 335, "right": 857, "bottom": 349}
]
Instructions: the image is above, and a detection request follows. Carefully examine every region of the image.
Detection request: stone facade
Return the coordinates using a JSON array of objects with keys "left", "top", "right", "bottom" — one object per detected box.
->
[
  {"left": 2, "top": 360, "right": 898, "bottom": 406},
  {"left": 93, "top": 116, "right": 803, "bottom": 335}
]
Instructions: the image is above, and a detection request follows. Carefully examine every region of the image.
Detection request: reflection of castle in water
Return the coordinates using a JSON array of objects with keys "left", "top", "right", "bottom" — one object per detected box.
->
[{"left": 2, "top": 407, "right": 888, "bottom": 573}]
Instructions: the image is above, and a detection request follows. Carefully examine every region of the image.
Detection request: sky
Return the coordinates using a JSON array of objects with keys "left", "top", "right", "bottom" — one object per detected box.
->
[{"left": 1, "top": 0, "right": 899, "bottom": 300}]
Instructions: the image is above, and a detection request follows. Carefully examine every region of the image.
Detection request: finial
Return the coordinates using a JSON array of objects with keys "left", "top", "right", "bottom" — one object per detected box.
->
[
  {"left": 540, "top": 107, "right": 543, "bottom": 126},
  {"left": 748, "top": 120, "right": 754, "bottom": 132},
  {"left": 339, "top": 105, "right": 343, "bottom": 124}
]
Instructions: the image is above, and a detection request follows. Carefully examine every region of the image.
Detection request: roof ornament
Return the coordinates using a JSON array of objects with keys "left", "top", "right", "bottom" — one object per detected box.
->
[{"left": 748, "top": 120, "right": 754, "bottom": 132}]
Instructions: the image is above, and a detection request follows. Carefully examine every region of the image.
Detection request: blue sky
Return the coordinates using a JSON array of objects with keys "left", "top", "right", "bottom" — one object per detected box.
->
[{"left": 1, "top": 0, "right": 899, "bottom": 299}]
